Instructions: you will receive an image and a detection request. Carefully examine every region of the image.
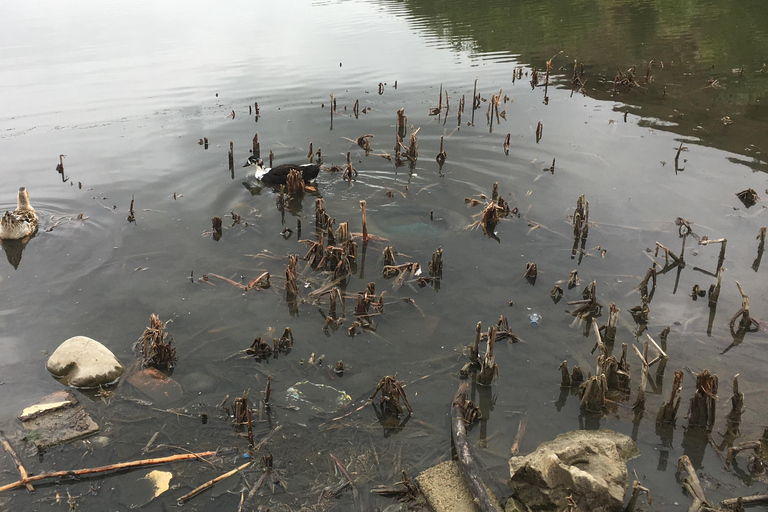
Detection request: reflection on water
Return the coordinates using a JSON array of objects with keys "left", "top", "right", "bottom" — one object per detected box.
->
[{"left": 1, "top": 0, "right": 767, "bottom": 509}]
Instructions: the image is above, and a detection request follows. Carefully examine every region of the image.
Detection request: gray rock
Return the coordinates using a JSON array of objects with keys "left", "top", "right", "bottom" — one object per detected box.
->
[
  {"left": 508, "top": 429, "right": 639, "bottom": 512},
  {"left": 46, "top": 336, "right": 124, "bottom": 388}
]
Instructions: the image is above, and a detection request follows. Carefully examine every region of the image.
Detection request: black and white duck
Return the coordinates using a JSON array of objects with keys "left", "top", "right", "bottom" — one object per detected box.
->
[
  {"left": 243, "top": 157, "right": 321, "bottom": 186},
  {"left": 0, "top": 187, "right": 38, "bottom": 240}
]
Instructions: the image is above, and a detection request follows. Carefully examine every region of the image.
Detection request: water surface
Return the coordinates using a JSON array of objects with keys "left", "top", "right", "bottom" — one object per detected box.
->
[{"left": 1, "top": 0, "right": 768, "bottom": 510}]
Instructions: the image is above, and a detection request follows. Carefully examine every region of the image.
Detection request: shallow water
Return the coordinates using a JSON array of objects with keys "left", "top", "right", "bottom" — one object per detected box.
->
[{"left": 2, "top": 0, "right": 768, "bottom": 510}]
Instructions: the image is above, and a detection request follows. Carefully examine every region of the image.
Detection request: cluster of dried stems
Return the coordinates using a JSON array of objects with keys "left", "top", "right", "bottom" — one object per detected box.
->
[{"left": 134, "top": 313, "right": 177, "bottom": 369}]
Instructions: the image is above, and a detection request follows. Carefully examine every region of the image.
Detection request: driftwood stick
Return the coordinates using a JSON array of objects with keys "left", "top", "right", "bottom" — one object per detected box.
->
[
  {"left": 0, "top": 432, "right": 33, "bottom": 492},
  {"left": 177, "top": 461, "right": 252, "bottom": 504},
  {"left": 0, "top": 451, "right": 217, "bottom": 493},
  {"left": 451, "top": 383, "right": 503, "bottom": 512},
  {"left": 678, "top": 455, "right": 710, "bottom": 512},
  {"left": 726, "top": 441, "right": 761, "bottom": 468},
  {"left": 721, "top": 493, "right": 768, "bottom": 508}
]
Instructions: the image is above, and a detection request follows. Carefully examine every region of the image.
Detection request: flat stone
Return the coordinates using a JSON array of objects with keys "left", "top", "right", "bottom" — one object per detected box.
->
[
  {"left": 46, "top": 336, "right": 124, "bottom": 388},
  {"left": 508, "top": 429, "right": 639, "bottom": 512},
  {"left": 19, "top": 390, "right": 99, "bottom": 450},
  {"left": 416, "top": 460, "right": 509, "bottom": 512}
]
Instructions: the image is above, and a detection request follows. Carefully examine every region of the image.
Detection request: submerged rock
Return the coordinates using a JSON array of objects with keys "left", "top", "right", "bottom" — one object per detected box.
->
[
  {"left": 46, "top": 336, "right": 124, "bottom": 388},
  {"left": 508, "top": 429, "right": 639, "bottom": 512}
]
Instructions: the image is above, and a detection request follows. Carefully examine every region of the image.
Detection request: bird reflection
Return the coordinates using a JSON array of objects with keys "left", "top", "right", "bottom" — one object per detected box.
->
[{"left": 1, "top": 238, "right": 29, "bottom": 269}]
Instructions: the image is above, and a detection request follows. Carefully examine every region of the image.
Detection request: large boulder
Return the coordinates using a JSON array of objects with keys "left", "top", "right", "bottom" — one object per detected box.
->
[
  {"left": 508, "top": 429, "right": 639, "bottom": 512},
  {"left": 46, "top": 336, "right": 124, "bottom": 388}
]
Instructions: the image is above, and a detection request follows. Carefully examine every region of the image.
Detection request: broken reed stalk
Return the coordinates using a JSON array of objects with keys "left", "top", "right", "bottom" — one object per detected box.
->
[
  {"left": 687, "top": 369, "right": 718, "bottom": 429},
  {"left": 405, "top": 125, "right": 419, "bottom": 161},
  {"left": 656, "top": 370, "right": 683, "bottom": 424},
  {"left": 435, "top": 135, "right": 447, "bottom": 165},
  {"left": 709, "top": 267, "right": 724, "bottom": 307},
  {"left": 285, "top": 169, "right": 305, "bottom": 196},
  {"left": 212, "top": 216, "right": 223, "bottom": 240},
  {"left": 285, "top": 255, "right": 299, "bottom": 297},
  {"left": 228, "top": 141, "right": 234, "bottom": 171},
  {"left": 127, "top": 196, "right": 135, "bottom": 223},
  {"left": 730, "top": 281, "right": 760, "bottom": 333},
  {"left": 396, "top": 108, "right": 407, "bottom": 137},
  {"left": 0, "top": 451, "right": 217, "bottom": 493},
  {"left": 451, "top": 383, "right": 504, "bottom": 512},
  {"left": 604, "top": 303, "right": 619, "bottom": 344},
  {"left": 177, "top": 461, "right": 252, "bottom": 504},
  {"left": 579, "top": 373, "right": 607, "bottom": 414},
  {"left": 429, "top": 247, "right": 443, "bottom": 276},
  {"left": 477, "top": 326, "right": 499, "bottom": 386},
  {"left": 252, "top": 133, "right": 260, "bottom": 158},
  {"left": 572, "top": 194, "right": 589, "bottom": 240},
  {"left": 625, "top": 480, "right": 652, "bottom": 512},
  {"left": 0, "top": 432, "right": 33, "bottom": 492}
]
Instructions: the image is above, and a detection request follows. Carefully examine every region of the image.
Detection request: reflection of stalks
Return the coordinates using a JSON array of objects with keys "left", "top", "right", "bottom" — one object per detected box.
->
[{"left": 360, "top": 200, "right": 368, "bottom": 245}]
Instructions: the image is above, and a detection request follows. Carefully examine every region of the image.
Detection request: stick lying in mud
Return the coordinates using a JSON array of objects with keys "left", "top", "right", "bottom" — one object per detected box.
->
[
  {"left": 0, "top": 432, "right": 33, "bottom": 492},
  {"left": 0, "top": 451, "right": 217, "bottom": 493},
  {"left": 178, "top": 461, "right": 252, "bottom": 504},
  {"left": 678, "top": 455, "right": 710, "bottom": 511},
  {"left": 451, "top": 383, "right": 503, "bottom": 512}
]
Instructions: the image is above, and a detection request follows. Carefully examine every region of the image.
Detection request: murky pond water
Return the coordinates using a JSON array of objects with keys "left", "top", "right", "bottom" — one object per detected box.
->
[{"left": 2, "top": 0, "right": 768, "bottom": 510}]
